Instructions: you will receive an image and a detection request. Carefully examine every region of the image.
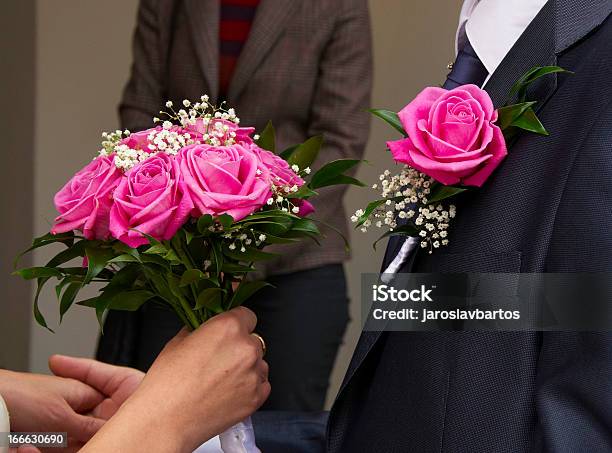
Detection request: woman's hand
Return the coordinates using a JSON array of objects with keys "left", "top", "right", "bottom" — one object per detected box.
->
[
  {"left": 48, "top": 355, "right": 144, "bottom": 421},
  {"left": 81, "top": 307, "right": 270, "bottom": 452},
  {"left": 0, "top": 369, "right": 105, "bottom": 449}
]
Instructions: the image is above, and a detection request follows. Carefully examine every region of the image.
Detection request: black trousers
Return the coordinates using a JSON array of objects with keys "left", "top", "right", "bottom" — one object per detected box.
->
[{"left": 97, "top": 264, "right": 349, "bottom": 411}]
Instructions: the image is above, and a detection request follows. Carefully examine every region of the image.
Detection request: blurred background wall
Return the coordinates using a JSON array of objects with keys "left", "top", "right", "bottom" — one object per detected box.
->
[{"left": 1, "top": 0, "right": 461, "bottom": 405}]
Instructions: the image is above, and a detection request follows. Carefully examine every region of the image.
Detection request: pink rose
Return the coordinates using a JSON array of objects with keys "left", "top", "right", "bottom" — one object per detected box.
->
[
  {"left": 178, "top": 143, "right": 272, "bottom": 221},
  {"left": 109, "top": 153, "right": 193, "bottom": 247},
  {"left": 52, "top": 155, "right": 122, "bottom": 239},
  {"left": 388, "top": 85, "right": 507, "bottom": 187},
  {"left": 186, "top": 118, "right": 255, "bottom": 145},
  {"left": 252, "top": 147, "right": 304, "bottom": 188}
]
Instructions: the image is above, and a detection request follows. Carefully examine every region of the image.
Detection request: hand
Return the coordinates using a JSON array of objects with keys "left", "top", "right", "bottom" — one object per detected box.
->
[
  {"left": 48, "top": 355, "right": 144, "bottom": 421},
  {"left": 82, "top": 307, "right": 270, "bottom": 452},
  {"left": 0, "top": 369, "right": 105, "bottom": 449}
]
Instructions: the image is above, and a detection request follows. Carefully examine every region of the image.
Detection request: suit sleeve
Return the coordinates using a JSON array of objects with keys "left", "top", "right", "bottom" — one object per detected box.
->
[
  {"left": 306, "top": 0, "right": 373, "bottom": 174},
  {"left": 119, "top": 0, "right": 166, "bottom": 132}
]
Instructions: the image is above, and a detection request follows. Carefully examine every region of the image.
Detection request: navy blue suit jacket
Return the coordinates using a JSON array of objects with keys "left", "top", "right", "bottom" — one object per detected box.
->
[{"left": 328, "top": 1, "right": 612, "bottom": 452}]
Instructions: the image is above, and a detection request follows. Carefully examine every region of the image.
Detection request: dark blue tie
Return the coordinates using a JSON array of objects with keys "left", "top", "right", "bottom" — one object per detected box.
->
[
  {"left": 443, "top": 40, "right": 488, "bottom": 89},
  {"left": 384, "top": 39, "right": 489, "bottom": 271}
]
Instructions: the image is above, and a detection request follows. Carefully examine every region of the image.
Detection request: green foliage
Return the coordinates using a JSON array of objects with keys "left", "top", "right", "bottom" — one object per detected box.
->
[
  {"left": 426, "top": 183, "right": 469, "bottom": 204},
  {"left": 255, "top": 121, "right": 276, "bottom": 152},
  {"left": 286, "top": 135, "right": 323, "bottom": 170},
  {"left": 310, "top": 159, "right": 365, "bottom": 189},
  {"left": 368, "top": 109, "right": 407, "bottom": 136}
]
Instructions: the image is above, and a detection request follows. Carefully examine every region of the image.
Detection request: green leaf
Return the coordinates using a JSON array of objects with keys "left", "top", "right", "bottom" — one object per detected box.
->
[
  {"left": 279, "top": 144, "right": 299, "bottom": 160},
  {"left": 222, "top": 245, "right": 278, "bottom": 262},
  {"left": 84, "top": 247, "right": 115, "bottom": 284},
  {"left": 310, "top": 159, "right": 364, "bottom": 189},
  {"left": 140, "top": 253, "right": 172, "bottom": 270},
  {"left": 252, "top": 218, "right": 294, "bottom": 236},
  {"left": 210, "top": 241, "right": 223, "bottom": 276},
  {"left": 108, "top": 254, "right": 140, "bottom": 263},
  {"left": 195, "top": 287, "right": 226, "bottom": 312},
  {"left": 109, "top": 291, "right": 155, "bottom": 311},
  {"left": 286, "top": 135, "right": 323, "bottom": 170},
  {"left": 197, "top": 214, "right": 214, "bottom": 234},
  {"left": 184, "top": 229, "right": 195, "bottom": 245},
  {"left": 507, "top": 66, "right": 572, "bottom": 102},
  {"left": 59, "top": 281, "right": 83, "bottom": 322},
  {"left": 314, "top": 174, "right": 365, "bottom": 188},
  {"left": 180, "top": 269, "right": 206, "bottom": 286},
  {"left": 14, "top": 232, "right": 74, "bottom": 269},
  {"left": 426, "top": 184, "right": 468, "bottom": 204},
  {"left": 373, "top": 223, "right": 420, "bottom": 249},
  {"left": 290, "top": 185, "right": 318, "bottom": 199},
  {"left": 255, "top": 121, "right": 276, "bottom": 152},
  {"left": 497, "top": 101, "right": 537, "bottom": 130},
  {"left": 33, "top": 277, "right": 54, "bottom": 332},
  {"left": 355, "top": 198, "right": 389, "bottom": 227},
  {"left": 220, "top": 262, "right": 256, "bottom": 273},
  {"left": 144, "top": 244, "right": 167, "bottom": 255},
  {"left": 368, "top": 109, "right": 407, "bottom": 136},
  {"left": 216, "top": 214, "right": 234, "bottom": 230},
  {"left": 290, "top": 218, "right": 320, "bottom": 236},
  {"left": 113, "top": 241, "right": 140, "bottom": 258},
  {"left": 230, "top": 281, "right": 272, "bottom": 309},
  {"left": 257, "top": 233, "right": 299, "bottom": 244},
  {"left": 510, "top": 107, "right": 548, "bottom": 135},
  {"left": 14, "top": 267, "right": 62, "bottom": 280},
  {"left": 46, "top": 240, "right": 90, "bottom": 268}
]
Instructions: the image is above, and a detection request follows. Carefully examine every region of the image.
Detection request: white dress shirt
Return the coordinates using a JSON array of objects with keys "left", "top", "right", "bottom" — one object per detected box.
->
[
  {"left": 458, "top": 0, "right": 548, "bottom": 84},
  {"left": 383, "top": 0, "right": 548, "bottom": 276}
]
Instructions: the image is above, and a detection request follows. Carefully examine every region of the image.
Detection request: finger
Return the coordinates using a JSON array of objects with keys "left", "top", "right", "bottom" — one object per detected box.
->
[
  {"left": 63, "top": 412, "right": 106, "bottom": 443},
  {"left": 257, "top": 381, "right": 272, "bottom": 408},
  {"left": 48, "top": 356, "right": 106, "bottom": 411},
  {"left": 257, "top": 359, "right": 269, "bottom": 383},
  {"left": 229, "top": 306, "right": 257, "bottom": 333},
  {"left": 49, "top": 355, "right": 130, "bottom": 397}
]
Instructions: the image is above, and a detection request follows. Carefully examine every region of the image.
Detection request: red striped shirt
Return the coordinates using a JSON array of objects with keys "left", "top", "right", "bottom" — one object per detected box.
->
[{"left": 219, "top": 0, "right": 260, "bottom": 97}]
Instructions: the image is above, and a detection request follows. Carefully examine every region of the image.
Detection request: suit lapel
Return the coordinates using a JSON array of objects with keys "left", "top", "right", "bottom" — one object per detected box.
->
[
  {"left": 483, "top": 0, "right": 557, "bottom": 111},
  {"left": 227, "top": 0, "right": 299, "bottom": 101},
  {"left": 184, "top": 0, "right": 220, "bottom": 102}
]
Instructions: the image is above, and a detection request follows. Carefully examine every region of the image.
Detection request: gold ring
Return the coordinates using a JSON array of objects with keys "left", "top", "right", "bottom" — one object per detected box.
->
[{"left": 252, "top": 333, "right": 266, "bottom": 357}]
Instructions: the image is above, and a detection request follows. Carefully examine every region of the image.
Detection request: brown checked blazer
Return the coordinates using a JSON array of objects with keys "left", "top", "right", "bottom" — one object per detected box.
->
[{"left": 119, "top": 0, "right": 373, "bottom": 277}]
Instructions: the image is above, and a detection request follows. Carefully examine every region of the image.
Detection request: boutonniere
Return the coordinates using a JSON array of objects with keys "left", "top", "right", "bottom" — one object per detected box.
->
[{"left": 353, "top": 66, "right": 569, "bottom": 254}]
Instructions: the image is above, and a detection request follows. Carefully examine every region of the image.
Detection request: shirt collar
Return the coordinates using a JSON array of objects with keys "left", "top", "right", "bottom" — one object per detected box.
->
[{"left": 457, "top": 0, "right": 548, "bottom": 77}]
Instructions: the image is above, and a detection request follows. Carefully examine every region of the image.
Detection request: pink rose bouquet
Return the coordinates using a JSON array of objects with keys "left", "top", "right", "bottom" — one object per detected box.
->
[
  {"left": 354, "top": 66, "right": 566, "bottom": 254},
  {"left": 15, "top": 97, "right": 363, "bottom": 333}
]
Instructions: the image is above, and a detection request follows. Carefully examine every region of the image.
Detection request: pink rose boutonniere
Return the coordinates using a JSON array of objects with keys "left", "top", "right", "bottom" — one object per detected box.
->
[{"left": 354, "top": 66, "right": 569, "bottom": 254}]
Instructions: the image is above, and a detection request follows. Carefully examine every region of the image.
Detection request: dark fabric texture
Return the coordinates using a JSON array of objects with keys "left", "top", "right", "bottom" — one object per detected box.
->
[
  {"left": 252, "top": 411, "right": 328, "bottom": 453},
  {"left": 102, "top": 265, "right": 349, "bottom": 411},
  {"left": 328, "top": 1, "right": 612, "bottom": 452}
]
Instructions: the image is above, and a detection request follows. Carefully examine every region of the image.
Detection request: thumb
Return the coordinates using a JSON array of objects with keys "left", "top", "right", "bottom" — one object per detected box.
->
[{"left": 63, "top": 412, "right": 106, "bottom": 443}]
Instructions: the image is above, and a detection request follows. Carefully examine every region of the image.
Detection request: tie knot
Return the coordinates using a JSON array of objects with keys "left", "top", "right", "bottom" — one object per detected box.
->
[{"left": 443, "top": 40, "right": 488, "bottom": 89}]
